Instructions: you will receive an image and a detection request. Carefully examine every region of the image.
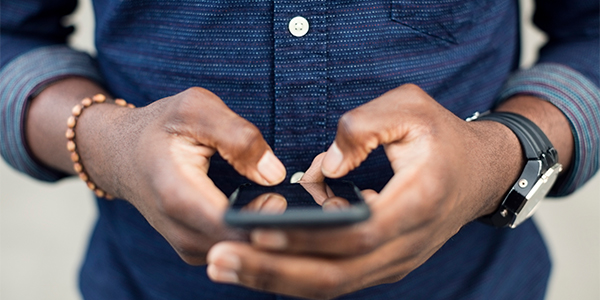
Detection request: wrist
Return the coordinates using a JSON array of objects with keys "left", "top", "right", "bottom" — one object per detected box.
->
[
  {"left": 73, "top": 97, "right": 139, "bottom": 199},
  {"left": 470, "top": 111, "right": 562, "bottom": 228},
  {"left": 464, "top": 119, "right": 525, "bottom": 219},
  {"left": 25, "top": 77, "right": 110, "bottom": 174}
]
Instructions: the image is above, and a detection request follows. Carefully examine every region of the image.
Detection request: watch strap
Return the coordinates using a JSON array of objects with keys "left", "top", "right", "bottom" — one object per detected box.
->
[
  {"left": 475, "top": 112, "right": 559, "bottom": 227},
  {"left": 476, "top": 112, "right": 557, "bottom": 165}
]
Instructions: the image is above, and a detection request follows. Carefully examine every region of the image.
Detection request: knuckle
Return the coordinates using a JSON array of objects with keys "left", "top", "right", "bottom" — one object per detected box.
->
[
  {"left": 224, "top": 121, "right": 264, "bottom": 160},
  {"left": 337, "top": 111, "right": 367, "bottom": 139},
  {"left": 319, "top": 270, "right": 342, "bottom": 290},
  {"left": 397, "top": 83, "right": 425, "bottom": 99},
  {"left": 312, "top": 267, "right": 345, "bottom": 299},
  {"left": 171, "top": 87, "right": 219, "bottom": 120},
  {"left": 399, "top": 83, "right": 421, "bottom": 93},
  {"left": 234, "top": 122, "right": 263, "bottom": 146},
  {"left": 182, "top": 86, "right": 214, "bottom": 99},
  {"left": 247, "top": 276, "right": 276, "bottom": 294},
  {"left": 351, "top": 227, "right": 380, "bottom": 255},
  {"left": 245, "top": 261, "right": 281, "bottom": 291}
]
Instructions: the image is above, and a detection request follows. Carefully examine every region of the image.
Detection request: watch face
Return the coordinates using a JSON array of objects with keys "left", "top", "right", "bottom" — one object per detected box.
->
[{"left": 511, "top": 164, "right": 562, "bottom": 228}]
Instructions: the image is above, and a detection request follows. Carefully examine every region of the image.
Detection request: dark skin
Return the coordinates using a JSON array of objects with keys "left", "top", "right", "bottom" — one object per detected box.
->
[{"left": 26, "top": 77, "right": 573, "bottom": 298}]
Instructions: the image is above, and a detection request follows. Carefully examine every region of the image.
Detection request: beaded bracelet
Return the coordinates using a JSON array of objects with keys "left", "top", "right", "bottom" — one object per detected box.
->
[{"left": 66, "top": 94, "right": 135, "bottom": 199}]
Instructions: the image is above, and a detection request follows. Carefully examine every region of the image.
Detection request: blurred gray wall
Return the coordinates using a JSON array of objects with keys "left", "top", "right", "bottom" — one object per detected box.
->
[{"left": 1, "top": 0, "right": 598, "bottom": 299}]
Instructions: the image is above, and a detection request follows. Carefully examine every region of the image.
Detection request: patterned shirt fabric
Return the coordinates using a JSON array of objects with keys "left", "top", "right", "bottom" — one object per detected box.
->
[{"left": 1, "top": 0, "right": 599, "bottom": 299}]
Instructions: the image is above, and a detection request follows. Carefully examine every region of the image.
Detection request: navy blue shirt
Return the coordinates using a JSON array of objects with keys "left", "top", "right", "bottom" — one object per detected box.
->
[{"left": 1, "top": 0, "right": 599, "bottom": 299}]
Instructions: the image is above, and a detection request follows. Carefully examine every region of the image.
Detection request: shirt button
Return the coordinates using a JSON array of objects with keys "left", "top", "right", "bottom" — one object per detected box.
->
[{"left": 288, "top": 16, "right": 309, "bottom": 37}]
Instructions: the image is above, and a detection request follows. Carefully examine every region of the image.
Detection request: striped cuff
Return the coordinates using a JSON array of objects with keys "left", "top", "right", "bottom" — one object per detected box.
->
[
  {"left": 497, "top": 63, "right": 600, "bottom": 196},
  {"left": 0, "top": 45, "right": 104, "bottom": 182}
]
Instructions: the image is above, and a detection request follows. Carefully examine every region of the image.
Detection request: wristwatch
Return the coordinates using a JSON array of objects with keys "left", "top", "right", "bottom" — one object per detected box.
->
[{"left": 470, "top": 112, "right": 563, "bottom": 228}]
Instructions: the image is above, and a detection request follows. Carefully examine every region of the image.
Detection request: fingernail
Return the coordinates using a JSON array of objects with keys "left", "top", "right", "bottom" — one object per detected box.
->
[
  {"left": 261, "top": 195, "right": 287, "bottom": 214},
  {"left": 251, "top": 229, "right": 287, "bottom": 250},
  {"left": 207, "top": 264, "right": 240, "bottom": 284},
  {"left": 322, "top": 200, "right": 343, "bottom": 211},
  {"left": 257, "top": 151, "right": 286, "bottom": 185},
  {"left": 322, "top": 142, "right": 343, "bottom": 176},
  {"left": 207, "top": 244, "right": 241, "bottom": 269}
]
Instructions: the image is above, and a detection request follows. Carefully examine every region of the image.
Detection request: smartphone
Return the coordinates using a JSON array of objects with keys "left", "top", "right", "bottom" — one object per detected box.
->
[{"left": 224, "top": 180, "right": 370, "bottom": 228}]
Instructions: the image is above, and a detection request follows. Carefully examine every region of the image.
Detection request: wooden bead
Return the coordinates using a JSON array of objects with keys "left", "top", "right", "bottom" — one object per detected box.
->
[
  {"left": 72, "top": 104, "right": 82, "bottom": 116},
  {"left": 68, "top": 94, "right": 127, "bottom": 202},
  {"left": 70, "top": 152, "right": 80, "bottom": 162},
  {"left": 78, "top": 172, "right": 88, "bottom": 182},
  {"left": 66, "top": 128, "right": 75, "bottom": 139},
  {"left": 93, "top": 94, "right": 106, "bottom": 103},
  {"left": 115, "top": 99, "right": 127, "bottom": 107},
  {"left": 82, "top": 97, "right": 93, "bottom": 107},
  {"left": 94, "top": 189, "right": 105, "bottom": 198},
  {"left": 67, "top": 141, "right": 76, "bottom": 151},
  {"left": 67, "top": 116, "right": 76, "bottom": 128}
]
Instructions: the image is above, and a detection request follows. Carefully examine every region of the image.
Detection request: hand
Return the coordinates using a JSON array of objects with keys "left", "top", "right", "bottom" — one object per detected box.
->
[
  {"left": 206, "top": 84, "right": 523, "bottom": 298},
  {"left": 75, "top": 87, "right": 286, "bottom": 265}
]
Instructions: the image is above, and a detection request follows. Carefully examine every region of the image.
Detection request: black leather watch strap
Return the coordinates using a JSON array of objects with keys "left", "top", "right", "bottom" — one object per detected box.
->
[
  {"left": 475, "top": 112, "right": 559, "bottom": 227},
  {"left": 477, "top": 112, "right": 557, "bottom": 165}
]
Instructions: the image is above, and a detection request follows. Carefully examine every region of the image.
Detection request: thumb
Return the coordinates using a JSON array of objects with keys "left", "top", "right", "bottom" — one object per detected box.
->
[
  {"left": 320, "top": 92, "right": 408, "bottom": 178},
  {"left": 166, "top": 87, "right": 286, "bottom": 186},
  {"left": 207, "top": 117, "right": 286, "bottom": 186}
]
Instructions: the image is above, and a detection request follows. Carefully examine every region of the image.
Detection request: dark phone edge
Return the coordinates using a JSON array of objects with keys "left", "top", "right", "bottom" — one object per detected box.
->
[
  {"left": 225, "top": 181, "right": 370, "bottom": 228},
  {"left": 224, "top": 205, "right": 370, "bottom": 228}
]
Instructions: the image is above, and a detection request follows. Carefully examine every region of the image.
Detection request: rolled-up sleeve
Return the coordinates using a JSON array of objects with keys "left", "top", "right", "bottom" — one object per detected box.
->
[
  {"left": 496, "top": 0, "right": 599, "bottom": 196},
  {"left": 1, "top": 0, "right": 104, "bottom": 182},
  {"left": 0, "top": 46, "right": 104, "bottom": 181},
  {"left": 497, "top": 63, "right": 600, "bottom": 196}
]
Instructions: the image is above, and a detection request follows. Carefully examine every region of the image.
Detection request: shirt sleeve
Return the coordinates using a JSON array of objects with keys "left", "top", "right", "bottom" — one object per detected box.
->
[
  {"left": 496, "top": 1, "right": 599, "bottom": 196},
  {"left": 0, "top": 0, "right": 104, "bottom": 182}
]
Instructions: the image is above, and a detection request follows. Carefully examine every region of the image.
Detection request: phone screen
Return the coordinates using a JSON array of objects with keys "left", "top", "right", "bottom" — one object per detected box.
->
[{"left": 225, "top": 181, "right": 370, "bottom": 228}]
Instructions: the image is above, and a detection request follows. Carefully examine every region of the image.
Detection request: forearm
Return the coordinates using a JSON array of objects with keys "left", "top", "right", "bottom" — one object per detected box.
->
[{"left": 25, "top": 77, "right": 111, "bottom": 175}]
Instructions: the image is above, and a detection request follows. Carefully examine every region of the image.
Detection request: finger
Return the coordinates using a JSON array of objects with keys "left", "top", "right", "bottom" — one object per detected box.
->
[
  {"left": 207, "top": 242, "right": 354, "bottom": 299},
  {"left": 321, "top": 85, "right": 427, "bottom": 178},
  {"left": 146, "top": 141, "right": 244, "bottom": 264},
  {"left": 361, "top": 189, "right": 379, "bottom": 204},
  {"left": 150, "top": 136, "right": 230, "bottom": 225},
  {"left": 299, "top": 181, "right": 330, "bottom": 205},
  {"left": 299, "top": 152, "right": 327, "bottom": 182},
  {"left": 174, "top": 88, "right": 286, "bottom": 186},
  {"left": 250, "top": 221, "right": 382, "bottom": 256},
  {"left": 322, "top": 197, "right": 350, "bottom": 211},
  {"left": 259, "top": 194, "right": 287, "bottom": 214},
  {"left": 207, "top": 237, "right": 435, "bottom": 299},
  {"left": 242, "top": 193, "right": 287, "bottom": 214},
  {"left": 213, "top": 123, "right": 285, "bottom": 186}
]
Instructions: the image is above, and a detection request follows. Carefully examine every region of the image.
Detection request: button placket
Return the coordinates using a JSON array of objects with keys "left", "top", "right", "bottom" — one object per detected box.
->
[{"left": 273, "top": 2, "right": 328, "bottom": 179}]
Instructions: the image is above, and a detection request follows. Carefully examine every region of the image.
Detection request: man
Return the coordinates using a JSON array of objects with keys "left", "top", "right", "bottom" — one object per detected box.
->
[{"left": 1, "top": 0, "right": 598, "bottom": 299}]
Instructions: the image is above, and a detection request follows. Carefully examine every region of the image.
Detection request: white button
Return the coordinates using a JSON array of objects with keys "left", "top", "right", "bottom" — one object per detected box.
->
[
  {"left": 289, "top": 16, "right": 309, "bottom": 37},
  {"left": 290, "top": 171, "right": 305, "bottom": 184}
]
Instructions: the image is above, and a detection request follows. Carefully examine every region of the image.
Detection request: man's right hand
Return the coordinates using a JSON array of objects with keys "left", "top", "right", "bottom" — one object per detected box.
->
[{"left": 26, "top": 79, "right": 286, "bottom": 265}]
